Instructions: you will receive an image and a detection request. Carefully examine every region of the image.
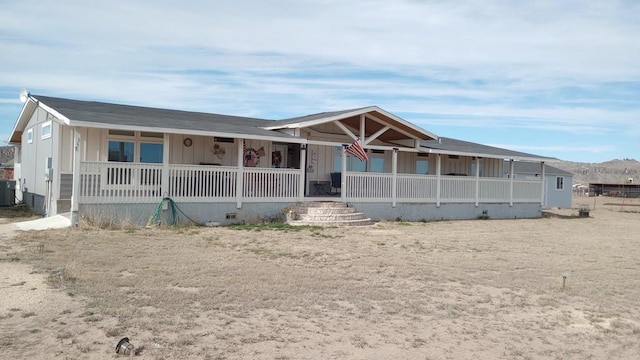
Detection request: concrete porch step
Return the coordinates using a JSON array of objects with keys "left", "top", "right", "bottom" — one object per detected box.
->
[
  {"left": 304, "top": 207, "right": 357, "bottom": 215},
  {"left": 288, "top": 201, "right": 373, "bottom": 227},
  {"left": 298, "top": 213, "right": 366, "bottom": 221},
  {"left": 289, "top": 218, "right": 375, "bottom": 227},
  {"left": 295, "top": 201, "right": 348, "bottom": 208}
]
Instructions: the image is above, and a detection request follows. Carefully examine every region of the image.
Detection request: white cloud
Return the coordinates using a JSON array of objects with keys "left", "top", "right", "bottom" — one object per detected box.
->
[{"left": 1, "top": 0, "right": 639, "bottom": 163}]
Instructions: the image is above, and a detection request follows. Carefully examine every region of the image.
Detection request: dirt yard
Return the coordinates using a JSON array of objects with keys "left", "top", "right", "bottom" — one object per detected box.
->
[{"left": 1, "top": 197, "right": 640, "bottom": 359}]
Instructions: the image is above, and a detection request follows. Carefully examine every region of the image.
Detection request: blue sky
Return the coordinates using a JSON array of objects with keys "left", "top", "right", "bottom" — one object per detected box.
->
[{"left": 1, "top": 0, "right": 639, "bottom": 162}]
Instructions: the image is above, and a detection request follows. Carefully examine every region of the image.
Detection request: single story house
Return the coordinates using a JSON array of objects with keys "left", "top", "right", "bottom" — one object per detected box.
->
[
  {"left": 503, "top": 161, "right": 573, "bottom": 208},
  {"left": 9, "top": 94, "right": 554, "bottom": 225}
]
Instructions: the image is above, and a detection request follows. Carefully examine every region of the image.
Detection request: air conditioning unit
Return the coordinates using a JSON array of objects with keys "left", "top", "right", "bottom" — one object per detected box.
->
[{"left": 0, "top": 180, "right": 16, "bottom": 207}]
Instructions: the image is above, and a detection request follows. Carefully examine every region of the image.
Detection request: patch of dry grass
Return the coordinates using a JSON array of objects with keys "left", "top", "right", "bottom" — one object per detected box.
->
[{"left": 8, "top": 197, "right": 640, "bottom": 359}]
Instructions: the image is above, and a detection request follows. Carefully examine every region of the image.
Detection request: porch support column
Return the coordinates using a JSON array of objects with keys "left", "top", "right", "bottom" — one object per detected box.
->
[
  {"left": 70, "top": 127, "right": 81, "bottom": 226},
  {"left": 436, "top": 154, "right": 441, "bottom": 207},
  {"left": 474, "top": 157, "right": 480, "bottom": 207},
  {"left": 509, "top": 159, "right": 514, "bottom": 207},
  {"left": 359, "top": 114, "right": 366, "bottom": 143},
  {"left": 161, "top": 134, "right": 170, "bottom": 198},
  {"left": 341, "top": 145, "right": 347, "bottom": 202},
  {"left": 236, "top": 139, "right": 244, "bottom": 209},
  {"left": 298, "top": 145, "right": 307, "bottom": 201},
  {"left": 392, "top": 148, "right": 398, "bottom": 207},
  {"left": 540, "top": 161, "right": 545, "bottom": 206}
]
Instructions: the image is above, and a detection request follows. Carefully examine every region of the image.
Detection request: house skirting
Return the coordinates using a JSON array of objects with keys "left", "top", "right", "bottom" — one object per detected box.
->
[
  {"left": 78, "top": 202, "right": 295, "bottom": 226},
  {"left": 354, "top": 202, "right": 542, "bottom": 221},
  {"left": 22, "top": 192, "right": 46, "bottom": 216},
  {"left": 78, "top": 201, "right": 542, "bottom": 226}
]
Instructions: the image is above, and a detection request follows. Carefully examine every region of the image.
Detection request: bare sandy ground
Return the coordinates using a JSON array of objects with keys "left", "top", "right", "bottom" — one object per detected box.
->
[{"left": 1, "top": 196, "right": 640, "bottom": 359}]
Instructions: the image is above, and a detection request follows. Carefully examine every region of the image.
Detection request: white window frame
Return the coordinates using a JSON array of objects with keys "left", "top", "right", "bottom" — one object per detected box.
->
[
  {"left": 416, "top": 159, "right": 429, "bottom": 175},
  {"left": 26, "top": 128, "right": 34, "bottom": 143},
  {"left": 106, "top": 130, "right": 164, "bottom": 163},
  {"left": 41, "top": 121, "right": 52, "bottom": 139},
  {"left": 556, "top": 176, "right": 564, "bottom": 190},
  {"left": 103, "top": 130, "right": 164, "bottom": 190},
  {"left": 368, "top": 153, "right": 385, "bottom": 173}
]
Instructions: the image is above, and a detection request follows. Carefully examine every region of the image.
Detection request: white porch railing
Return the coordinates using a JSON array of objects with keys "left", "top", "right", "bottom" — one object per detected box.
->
[
  {"left": 345, "top": 172, "right": 541, "bottom": 204},
  {"left": 242, "top": 167, "right": 300, "bottom": 200},
  {"left": 78, "top": 162, "right": 541, "bottom": 205},
  {"left": 79, "top": 162, "right": 301, "bottom": 204},
  {"left": 168, "top": 165, "right": 238, "bottom": 201},
  {"left": 79, "top": 162, "right": 163, "bottom": 204}
]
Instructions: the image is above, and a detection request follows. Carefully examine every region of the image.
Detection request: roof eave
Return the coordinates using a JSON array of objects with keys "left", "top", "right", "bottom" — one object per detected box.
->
[
  {"left": 423, "top": 147, "right": 554, "bottom": 162},
  {"left": 263, "top": 106, "right": 380, "bottom": 130},
  {"left": 8, "top": 97, "right": 39, "bottom": 144},
  {"left": 68, "top": 119, "right": 306, "bottom": 144}
]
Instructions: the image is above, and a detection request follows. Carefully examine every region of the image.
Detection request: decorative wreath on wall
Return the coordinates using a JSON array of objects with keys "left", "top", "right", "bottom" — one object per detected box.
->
[
  {"left": 243, "top": 141, "right": 265, "bottom": 167},
  {"left": 211, "top": 144, "right": 226, "bottom": 159}
]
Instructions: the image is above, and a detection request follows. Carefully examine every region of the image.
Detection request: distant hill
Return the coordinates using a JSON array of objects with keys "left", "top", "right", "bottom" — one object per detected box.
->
[{"left": 551, "top": 159, "right": 640, "bottom": 185}]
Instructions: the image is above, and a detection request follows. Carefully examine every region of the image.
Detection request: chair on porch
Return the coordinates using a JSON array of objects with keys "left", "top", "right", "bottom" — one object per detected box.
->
[{"left": 330, "top": 172, "right": 341, "bottom": 194}]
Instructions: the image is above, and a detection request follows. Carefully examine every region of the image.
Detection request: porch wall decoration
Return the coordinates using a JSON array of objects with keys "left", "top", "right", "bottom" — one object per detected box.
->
[
  {"left": 211, "top": 143, "right": 226, "bottom": 160},
  {"left": 243, "top": 140, "right": 265, "bottom": 167}
]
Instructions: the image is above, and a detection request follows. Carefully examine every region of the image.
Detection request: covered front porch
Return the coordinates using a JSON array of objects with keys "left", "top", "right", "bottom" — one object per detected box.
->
[{"left": 63, "top": 105, "right": 548, "bottom": 224}]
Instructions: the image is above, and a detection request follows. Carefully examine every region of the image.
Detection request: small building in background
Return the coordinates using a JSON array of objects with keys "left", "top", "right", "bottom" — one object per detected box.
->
[
  {"left": 588, "top": 183, "right": 640, "bottom": 198},
  {"left": 505, "top": 161, "right": 573, "bottom": 208}
]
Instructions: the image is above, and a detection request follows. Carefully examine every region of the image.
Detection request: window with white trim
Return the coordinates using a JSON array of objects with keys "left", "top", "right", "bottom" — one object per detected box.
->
[
  {"left": 471, "top": 162, "right": 483, "bottom": 177},
  {"left": 556, "top": 176, "right": 564, "bottom": 190},
  {"left": 106, "top": 130, "right": 164, "bottom": 186},
  {"left": 108, "top": 141, "right": 135, "bottom": 162},
  {"left": 27, "top": 128, "right": 34, "bottom": 143},
  {"left": 41, "top": 121, "right": 52, "bottom": 139},
  {"left": 416, "top": 160, "right": 429, "bottom": 174},
  {"left": 333, "top": 155, "right": 366, "bottom": 172},
  {"left": 107, "top": 130, "right": 164, "bottom": 163}
]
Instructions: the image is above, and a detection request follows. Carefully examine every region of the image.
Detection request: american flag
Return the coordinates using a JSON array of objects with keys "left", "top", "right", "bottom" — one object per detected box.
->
[{"left": 346, "top": 140, "right": 368, "bottom": 161}]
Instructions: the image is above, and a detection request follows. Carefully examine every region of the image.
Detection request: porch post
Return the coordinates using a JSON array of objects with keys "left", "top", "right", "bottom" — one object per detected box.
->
[
  {"left": 474, "top": 157, "right": 480, "bottom": 207},
  {"left": 509, "top": 159, "right": 514, "bottom": 206},
  {"left": 161, "top": 134, "right": 170, "bottom": 198},
  {"left": 540, "top": 161, "right": 545, "bottom": 206},
  {"left": 436, "top": 154, "right": 441, "bottom": 207},
  {"left": 236, "top": 139, "right": 244, "bottom": 208},
  {"left": 341, "top": 145, "right": 347, "bottom": 202},
  {"left": 70, "top": 128, "right": 81, "bottom": 226},
  {"left": 298, "top": 145, "right": 307, "bottom": 201},
  {"left": 392, "top": 148, "right": 398, "bottom": 207}
]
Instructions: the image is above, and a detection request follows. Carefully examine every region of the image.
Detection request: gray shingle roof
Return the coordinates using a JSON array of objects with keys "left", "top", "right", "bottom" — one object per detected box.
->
[
  {"left": 421, "top": 137, "right": 554, "bottom": 161},
  {"left": 274, "top": 107, "right": 372, "bottom": 126},
  {"left": 32, "top": 95, "right": 298, "bottom": 140},
  {"left": 507, "top": 161, "right": 573, "bottom": 176},
  {"left": 25, "top": 96, "right": 554, "bottom": 161}
]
